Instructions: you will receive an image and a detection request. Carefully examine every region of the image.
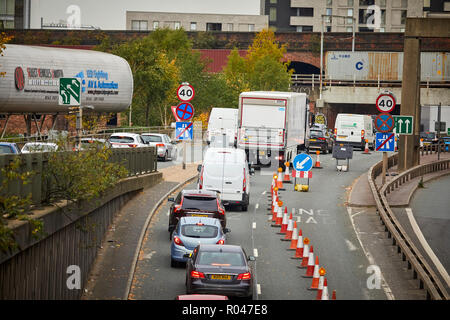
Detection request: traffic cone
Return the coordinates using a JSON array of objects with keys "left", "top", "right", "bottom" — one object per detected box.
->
[
  {"left": 302, "top": 252, "right": 316, "bottom": 278},
  {"left": 321, "top": 278, "right": 329, "bottom": 300},
  {"left": 287, "top": 221, "right": 299, "bottom": 248},
  {"left": 299, "top": 241, "right": 311, "bottom": 268},
  {"left": 276, "top": 168, "right": 285, "bottom": 190},
  {"left": 362, "top": 139, "right": 371, "bottom": 154},
  {"left": 278, "top": 209, "right": 288, "bottom": 234},
  {"left": 316, "top": 276, "right": 325, "bottom": 300},
  {"left": 282, "top": 213, "right": 294, "bottom": 241},
  {"left": 332, "top": 290, "right": 337, "bottom": 300},
  {"left": 272, "top": 205, "right": 283, "bottom": 226},
  {"left": 283, "top": 162, "right": 292, "bottom": 183},
  {"left": 313, "top": 151, "right": 322, "bottom": 169},
  {"left": 291, "top": 229, "right": 304, "bottom": 258},
  {"left": 309, "top": 266, "right": 326, "bottom": 291}
]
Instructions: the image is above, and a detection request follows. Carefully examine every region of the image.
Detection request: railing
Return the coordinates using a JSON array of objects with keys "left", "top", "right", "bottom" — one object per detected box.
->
[
  {"left": 0, "top": 147, "right": 157, "bottom": 206},
  {"left": 368, "top": 154, "right": 450, "bottom": 300}
]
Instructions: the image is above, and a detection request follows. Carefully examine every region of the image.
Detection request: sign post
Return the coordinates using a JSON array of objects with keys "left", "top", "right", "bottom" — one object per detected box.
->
[
  {"left": 292, "top": 153, "right": 313, "bottom": 191},
  {"left": 376, "top": 91, "right": 396, "bottom": 184},
  {"left": 59, "top": 78, "right": 82, "bottom": 149}
]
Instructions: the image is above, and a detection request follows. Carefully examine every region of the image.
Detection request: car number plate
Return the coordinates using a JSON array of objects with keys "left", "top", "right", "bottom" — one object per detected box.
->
[
  {"left": 338, "top": 135, "right": 347, "bottom": 139},
  {"left": 310, "top": 139, "right": 316, "bottom": 142},
  {"left": 211, "top": 274, "right": 231, "bottom": 280},
  {"left": 190, "top": 214, "right": 209, "bottom": 217},
  {"left": 259, "top": 150, "right": 265, "bottom": 156}
]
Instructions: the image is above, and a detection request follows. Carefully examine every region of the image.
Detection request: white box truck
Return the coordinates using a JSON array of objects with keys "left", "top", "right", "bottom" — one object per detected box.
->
[
  {"left": 237, "top": 91, "right": 310, "bottom": 169},
  {"left": 334, "top": 114, "right": 375, "bottom": 150}
]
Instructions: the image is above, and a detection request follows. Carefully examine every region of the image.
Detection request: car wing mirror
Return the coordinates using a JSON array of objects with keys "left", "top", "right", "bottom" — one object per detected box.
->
[
  {"left": 250, "top": 168, "right": 255, "bottom": 176},
  {"left": 223, "top": 228, "right": 231, "bottom": 234},
  {"left": 168, "top": 197, "right": 175, "bottom": 202},
  {"left": 248, "top": 256, "right": 256, "bottom": 261},
  {"left": 197, "top": 164, "right": 202, "bottom": 172}
]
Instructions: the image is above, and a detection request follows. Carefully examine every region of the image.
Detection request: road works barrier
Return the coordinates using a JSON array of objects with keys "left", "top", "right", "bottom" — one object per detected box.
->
[{"left": 368, "top": 154, "right": 450, "bottom": 300}]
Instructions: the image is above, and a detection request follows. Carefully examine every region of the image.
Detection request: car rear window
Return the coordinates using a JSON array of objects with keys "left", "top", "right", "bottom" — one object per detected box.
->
[
  {"left": 197, "top": 252, "right": 245, "bottom": 267},
  {"left": 110, "top": 136, "right": 135, "bottom": 143},
  {"left": 182, "top": 196, "right": 219, "bottom": 212},
  {"left": 310, "top": 130, "right": 324, "bottom": 138},
  {"left": 181, "top": 224, "right": 218, "bottom": 238},
  {"left": 0, "top": 145, "right": 13, "bottom": 154},
  {"left": 142, "top": 135, "right": 162, "bottom": 143}
]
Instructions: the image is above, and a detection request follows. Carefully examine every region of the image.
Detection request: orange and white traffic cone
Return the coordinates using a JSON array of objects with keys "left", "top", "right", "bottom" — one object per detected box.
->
[
  {"left": 303, "top": 252, "right": 316, "bottom": 278},
  {"left": 291, "top": 229, "right": 304, "bottom": 258},
  {"left": 276, "top": 168, "right": 285, "bottom": 190},
  {"left": 313, "top": 150, "right": 322, "bottom": 169},
  {"left": 299, "top": 241, "right": 311, "bottom": 268},
  {"left": 282, "top": 212, "right": 294, "bottom": 240},
  {"left": 273, "top": 204, "right": 283, "bottom": 226},
  {"left": 321, "top": 278, "right": 329, "bottom": 300},
  {"left": 309, "top": 267, "right": 326, "bottom": 291},
  {"left": 278, "top": 209, "right": 288, "bottom": 234},
  {"left": 362, "top": 139, "right": 371, "bottom": 154},
  {"left": 283, "top": 162, "right": 292, "bottom": 183},
  {"left": 332, "top": 290, "right": 337, "bottom": 300},
  {"left": 315, "top": 275, "right": 325, "bottom": 300},
  {"left": 287, "top": 221, "right": 299, "bottom": 248},
  {"left": 271, "top": 197, "right": 278, "bottom": 220}
]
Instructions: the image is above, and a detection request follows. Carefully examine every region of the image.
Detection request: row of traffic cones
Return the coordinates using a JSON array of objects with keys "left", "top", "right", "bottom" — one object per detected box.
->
[{"left": 268, "top": 175, "right": 336, "bottom": 300}]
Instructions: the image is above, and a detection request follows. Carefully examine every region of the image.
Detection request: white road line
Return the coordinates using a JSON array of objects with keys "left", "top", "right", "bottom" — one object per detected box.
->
[
  {"left": 252, "top": 222, "right": 257, "bottom": 229},
  {"left": 255, "top": 203, "right": 259, "bottom": 210},
  {"left": 347, "top": 207, "right": 395, "bottom": 300},
  {"left": 405, "top": 208, "right": 450, "bottom": 287},
  {"left": 257, "top": 284, "right": 261, "bottom": 295},
  {"left": 253, "top": 248, "right": 258, "bottom": 258},
  {"left": 345, "top": 239, "right": 358, "bottom": 251},
  {"left": 262, "top": 191, "right": 266, "bottom": 195}
]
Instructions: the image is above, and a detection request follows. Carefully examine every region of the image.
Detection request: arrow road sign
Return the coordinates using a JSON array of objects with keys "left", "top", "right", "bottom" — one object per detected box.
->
[
  {"left": 59, "top": 78, "right": 81, "bottom": 106},
  {"left": 293, "top": 153, "right": 313, "bottom": 172},
  {"left": 394, "top": 115, "right": 413, "bottom": 135},
  {"left": 375, "top": 132, "right": 395, "bottom": 152}
]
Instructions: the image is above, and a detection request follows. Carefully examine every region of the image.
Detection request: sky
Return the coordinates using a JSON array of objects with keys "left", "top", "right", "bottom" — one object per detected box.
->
[{"left": 30, "top": 0, "right": 262, "bottom": 30}]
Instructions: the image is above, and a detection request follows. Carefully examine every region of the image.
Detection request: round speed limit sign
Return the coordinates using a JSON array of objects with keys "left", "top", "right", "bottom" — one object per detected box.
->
[
  {"left": 376, "top": 93, "right": 396, "bottom": 113},
  {"left": 177, "top": 84, "right": 195, "bottom": 102}
]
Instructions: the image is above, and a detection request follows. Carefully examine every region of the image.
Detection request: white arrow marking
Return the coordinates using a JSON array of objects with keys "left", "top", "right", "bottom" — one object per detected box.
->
[
  {"left": 296, "top": 157, "right": 310, "bottom": 170},
  {"left": 67, "top": 85, "right": 79, "bottom": 98},
  {"left": 72, "top": 79, "right": 80, "bottom": 88},
  {"left": 398, "top": 119, "right": 403, "bottom": 132},
  {"left": 405, "top": 119, "right": 410, "bottom": 133}
]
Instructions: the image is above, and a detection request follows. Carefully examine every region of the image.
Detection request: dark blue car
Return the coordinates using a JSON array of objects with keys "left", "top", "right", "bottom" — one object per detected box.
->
[{"left": 0, "top": 142, "right": 21, "bottom": 154}]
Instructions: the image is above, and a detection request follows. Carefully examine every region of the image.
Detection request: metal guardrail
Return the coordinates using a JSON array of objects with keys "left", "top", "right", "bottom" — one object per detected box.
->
[
  {"left": 0, "top": 147, "right": 157, "bottom": 206},
  {"left": 368, "top": 154, "right": 450, "bottom": 300}
]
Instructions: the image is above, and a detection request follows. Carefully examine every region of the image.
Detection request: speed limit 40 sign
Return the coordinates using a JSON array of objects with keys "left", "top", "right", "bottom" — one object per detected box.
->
[
  {"left": 376, "top": 93, "right": 396, "bottom": 113},
  {"left": 177, "top": 83, "right": 195, "bottom": 102}
]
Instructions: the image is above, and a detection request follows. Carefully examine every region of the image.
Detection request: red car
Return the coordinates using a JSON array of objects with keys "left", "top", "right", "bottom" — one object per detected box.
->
[{"left": 168, "top": 189, "right": 226, "bottom": 239}]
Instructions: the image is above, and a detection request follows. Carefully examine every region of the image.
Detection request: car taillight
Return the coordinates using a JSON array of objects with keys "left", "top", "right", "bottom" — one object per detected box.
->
[
  {"left": 237, "top": 272, "right": 252, "bottom": 280},
  {"left": 128, "top": 144, "right": 137, "bottom": 148},
  {"left": 275, "top": 155, "right": 284, "bottom": 160},
  {"left": 174, "top": 203, "right": 182, "bottom": 213},
  {"left": 190, "top": 270, "right": 205, "bottom": 279},
  {"left": 173, "top": 236, "right": 184, "bottom": 247},
  {"left": 334, "top": 128, "right": 337, "bottom": 136},
  {"left": 156, "top": 143, "right": 164, "bottom": 148},
  {"left": 217, "top": 199, "right": 225, "bottom": 215},
  {"left": 199, "top": 167, "right": 204, "bottom": 189},
  {"left": 318, "top": 137, "right": 326, "bottom": 141},
  {"left": 216, "top": 239, "right": 225, "bottom": 245},
  {"left": 361, "top": 130, "right": 365, "bottom": 139},
  {"left": 243, "top": 168, "right": 246, "bottom": 192}
]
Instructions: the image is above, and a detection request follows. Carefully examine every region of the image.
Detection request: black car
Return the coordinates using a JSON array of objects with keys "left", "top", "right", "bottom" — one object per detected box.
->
[
  {"left": 420, "top": 132, "right": 439, "bottom": 146},
  {"left": 185, "top": 244, "right": 255, "bottom": 299},
  {"left": 168, "top": 189, "right": 226, "bottom": 238},
  {"left": 307, "top": 129, "right": 334, "bottom": 154}
]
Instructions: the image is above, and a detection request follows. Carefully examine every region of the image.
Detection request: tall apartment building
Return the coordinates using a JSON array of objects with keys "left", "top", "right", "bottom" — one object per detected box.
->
[{"left": 264, "top": 0, "right": 450, "bottom": 32}]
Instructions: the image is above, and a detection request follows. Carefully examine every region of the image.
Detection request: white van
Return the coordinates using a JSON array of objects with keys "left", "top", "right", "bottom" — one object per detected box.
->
[
  {"left": 334, "top": 114, "right": 374, "bottom": 150},
  {"left": 198, "top": 148, "right": 251, "bottom": 211},
  {"left": 206, "top": 108, "right": 238, "bottom": 146}
]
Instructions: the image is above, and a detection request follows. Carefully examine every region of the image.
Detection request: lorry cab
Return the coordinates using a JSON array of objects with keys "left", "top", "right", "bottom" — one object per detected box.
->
[
  {"left": 198, "top": 148, "right": 250, "bottom": 211},
  {"left": 334, "top": 113, "right": 374, "bottom": 150}
]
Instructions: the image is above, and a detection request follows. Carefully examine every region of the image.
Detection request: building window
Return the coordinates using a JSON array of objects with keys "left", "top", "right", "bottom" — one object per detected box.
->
[
  {"left": 326, "top": 0, "right": 333, "bottom": 6},
  {"left": 206, "top": 23, "right": 222, "bottom": 31},
  {"left": 297, "top": 7, "right": 314, "bottom": 17},
  {"left": 269, "top": 7, "right": 277, "bottom": 22},
  {"left": 400, "top": 10, "right": 407, "bottom": 24},
  {"left": 153, "top": 21, "right": 159, "bottom": 29},
  {"left": 348, "top": 0, "right": 354, "bottom": 6},
  {"left": 190, "top": 22, "right": 197, "bottom": 31},
  {"left": 227, "top": 23, "right": 233, "bottom": 31},
  {"left": 325, "top": 8, "right": 332, "bottom": 23},
  {"left": 174, "top": 21, "right": 181, "bottom": 29},
  {"left": 296, "top": 25, "right": 313, "bottom": 32},
  {"left": 326, "top": 26, "right": 332, "bottom": 32},
  {"left": 0, "top": 0, "right": 15, "bottom": 29},
  {"left": 270, "top": 0, "right": 277, "bottom": 3},
  {"left": 347, "top": 9, "right": 354, "bottom": 24},
  {"left": 379, "top": 0, "right": 386, "bottom": 7},
  {"left": 359, "top": 9, "right": 373, "bottom": 24},
  {"left": 346, "top": 26, "right": 353, "bottom": 32},
  {"left": 359, "top": 0, "right": 375, "bottom": 5},
  {"left": 248, "top": 24, "right": 255, "bottom": 32},
  {"left": 131, "top": 20, "right": 148, "bottom": 31},
  {"left": 401, "top": 0, "right": 408, "bottom": 8},
  {"left": 359, "top": 26, "right": 374, "bottom": 32}
]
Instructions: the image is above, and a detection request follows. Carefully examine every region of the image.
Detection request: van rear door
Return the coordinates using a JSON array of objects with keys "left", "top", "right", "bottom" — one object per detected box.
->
[{"left": 203, "top": 162, "right": 243, "bottom": 202}]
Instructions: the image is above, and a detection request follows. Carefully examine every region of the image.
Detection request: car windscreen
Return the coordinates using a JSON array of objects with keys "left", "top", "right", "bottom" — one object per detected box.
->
[
  {"left": 310, "top": 130, "right": 324, "bottom": 138},
  {"left": 197, "top": 251, "right": 245, "bottom": 267},
  {"left": 182, "top": 196, "right": 218, "bottom": 212},
  {"left": 181, "top": 224, "right": 218, "bottom": 238},
  {"left": 0, "top": 145, "right": 13, "bottom": 154},
  {"left": 141, "top": 135, "right": 162, "bottom": 143},
  {"left": 110, "top": 136, "right": 135, "bottom": 143}
]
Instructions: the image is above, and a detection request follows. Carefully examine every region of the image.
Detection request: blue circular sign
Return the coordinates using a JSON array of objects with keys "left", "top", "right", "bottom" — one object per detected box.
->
[
  {"left": 176, "top": 102, "right": 194, "bottom": 121},
  {"left": 375, "top": 113, "right": 394, "bottom": 133},
  {"left": 293, "top": 153, "right": 313, "bottom": 172}
]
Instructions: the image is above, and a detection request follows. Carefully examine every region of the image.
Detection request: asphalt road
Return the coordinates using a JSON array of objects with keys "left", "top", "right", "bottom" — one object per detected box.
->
[
  {"left": 156, "top": 142, "right": 205, "bottom": 170},
  {"left": 129, "top": 150, "right": 390, "bottom": 300}
]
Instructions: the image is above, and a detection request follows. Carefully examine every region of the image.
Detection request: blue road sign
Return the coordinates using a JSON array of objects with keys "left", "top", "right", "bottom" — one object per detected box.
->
[
  {"left": 175, "top": 122, "right": 193, "bottom": 140},
  {"left": 375, "top": 113, "right": 394, "bottom": 133},
  {"left": 375, "top": 132, "right": 395, "bottom": 152},
  {"left": 293, "top": 153, "right": 313, "bottom": 172},
  {"left": 176, "top": 103, "right": 194, "bottom": 121}
]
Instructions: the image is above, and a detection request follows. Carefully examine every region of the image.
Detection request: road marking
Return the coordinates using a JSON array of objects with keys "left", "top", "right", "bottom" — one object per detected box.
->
[
  {"left": 347, "top": 207, "right": 395, "bottom": 300},
  {"left": 252, "top": 222, "right": 257, "bottom": 229},
  {"left": 257, "top": 284, "right": 261, "bottom": 295},
  {"left": 253, "top": 248, "right": 258, "bottom": 258},
  {"left": 405, "top": 208, "right": 450, "bottom": 287},
  {"left": 345, "top": 239, "right": 358, "bottom": 251},
  {"left": 255, "top": 203, "right": 259, "bottom": 210},
  {"left": 262, "top": 191, "right": 266, "bottom": 195}
]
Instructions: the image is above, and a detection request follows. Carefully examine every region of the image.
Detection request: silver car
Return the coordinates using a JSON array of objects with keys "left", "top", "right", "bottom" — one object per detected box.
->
[{"left": 140, "top": 133, "right": 177, "bottom": 161}]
